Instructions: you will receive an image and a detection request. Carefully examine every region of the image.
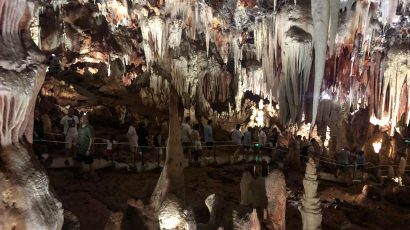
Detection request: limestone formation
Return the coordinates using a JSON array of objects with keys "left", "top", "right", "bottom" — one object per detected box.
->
[
  {"left": 240, "top": 171, "right": 254, "bottom": 206},
  {"left": 63, "top": 210, "right": 81, "bottom": 230},
  {"left": 104, "top": 212, "right": 123, "bottom": 230},
  {"left": 158, "top": 195, "right": 196, "bottom": 230},
  {"left": 299, "top": 158, "right": 322, "bottom": 230},
  {"left": 233, "top": 209, "right": 261, "bottom": 230},
  {"left": 205, "top": 194, "right": 236, "bottom": 229},
  {"left": 0, "top": 0, "right": 64, "bottom": 229},
  {"left": 151, "top": 91, "right": 186, "bottom": 208},
  {"left": 265, "top": 170, "right": 287, "bottom": 230}
]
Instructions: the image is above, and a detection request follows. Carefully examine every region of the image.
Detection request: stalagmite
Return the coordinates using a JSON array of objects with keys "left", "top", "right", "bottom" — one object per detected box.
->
[
  {"left": 151, "top": 90, "right": 185, "bottom": 208},
  {"left": 299, "top": 158, "right": 322, "bottom": 230},
  {"left": 150, "top": 90, "right": 197, "bottom": 229},
  {"left": 205, "top": 194, "right": 234, "bottom": 228},
  {"left": 240, "top": 171, "right": 254, "bottom": 206},
  {"left": 311, "top": 0, "right": 330, "bottom": 128},
  {"left": 265, "top": 170, "right": 286, "bottom": 230},
  {"left": 0, "top": 0, "right": 64, "bottom": 229},
  {"left": 233, "top": 209, "right": 261, "bottom": 230}
]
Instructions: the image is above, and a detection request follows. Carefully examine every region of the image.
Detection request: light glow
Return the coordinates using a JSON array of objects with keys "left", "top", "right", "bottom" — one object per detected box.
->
[
  {"left": 159, "top": 215, "right": 181, "bottom": 229},
  {"left": 320, "top": 91, "right": 331, "bottom": 100},
  {"left": 369, "top": 114, "right": 389, "bottom": 127},
  {"left": 372, "top": 142, "right": 382, "bottom": 154},
  {"left": 256, "top": 109, "right": 264, "bottom": 127}
]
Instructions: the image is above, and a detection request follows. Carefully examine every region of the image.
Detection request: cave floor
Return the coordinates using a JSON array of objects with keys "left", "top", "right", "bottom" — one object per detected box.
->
[{"left": 48, "top": 164, "right": 410, "bottom": 230}]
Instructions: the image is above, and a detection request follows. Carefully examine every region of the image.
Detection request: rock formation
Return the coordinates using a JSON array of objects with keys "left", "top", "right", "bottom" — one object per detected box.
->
[
  {"left": 233, "top": 209, "right": 261, "bottom": 230},
  {"left": 265, "top": 170, "right": 286, "bottom": 230},
  {"left": 0, "top": 0, "right": 64, "bottom": 229},
  {"left": 205, "top": 194, "right": 235, "bottom": 229},
  {"left": 158, "top": 194, "right": 196, "bottom": 230},
  {"left": 150, "top": 90, "right": 196, "bottom": 229},
  {"left": 299, "top": 158, "right": 322, "bottom": 230},
  {"left": 104, "top": 212, "right": 123, "bottom": 230},
  {"left": 240, "top": 171, "right": 254, "bottom": 206}
]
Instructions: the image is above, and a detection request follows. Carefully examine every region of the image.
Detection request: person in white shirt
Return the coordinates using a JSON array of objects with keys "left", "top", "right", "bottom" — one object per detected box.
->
[
  {"left": 60, "top": 108, "right": 79, "bottom": 155},
  {"left": 127, "top": 122, "right": 139, "bottom": 153},
  {"left": 181, "top": 117, "right": 192, "bottom": 157},
  {"left": 231, "top": 124, "right": 243, "bottom": 159},
  {"left": 105, "top": 135, "right": 115, "bottom": 161},
  {"left": 258, "top": 127, "right": 267, "bottom": 146},
  {"left": 258, "top": 127, "right": 267, "bottom": 156},
  {"left": 204, "top": 119, "right": 214, "bottom": 151}
]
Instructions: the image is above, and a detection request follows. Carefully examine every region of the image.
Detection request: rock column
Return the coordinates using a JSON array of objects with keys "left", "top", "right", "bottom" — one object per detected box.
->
[
  {"left": 299, "top": 158, "right": 322, "bottom": 230},
  {"left": 0, "top": 1, "right": 64, "bottom": 229},
  {"left": 150, "top": 90, "right": 196, "bottom": 229}
]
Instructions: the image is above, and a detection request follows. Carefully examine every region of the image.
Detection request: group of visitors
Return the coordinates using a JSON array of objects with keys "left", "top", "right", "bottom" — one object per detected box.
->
[
  {"left": 125, "top": 120, "right": 151, "bottom": 166},
  {"left": 231, "top": 125, "right": 279, "bottom": 160},
  {"left": 32, "top": 105, "right": 96, "bottom": 179},
  {"left": 59, "top": 108, "right": 96, "bottom": 179},
  {"left": 181, "top": 117, "right": 214, "bottom": 164}
]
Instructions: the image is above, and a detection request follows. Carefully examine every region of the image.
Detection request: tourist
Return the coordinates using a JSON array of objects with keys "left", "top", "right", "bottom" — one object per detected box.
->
[
  {"left": 77, "top": 115, "right": 96, "bottom": 179},
  {"left": 60, "top": 107, "right": 79, "bottom": 157},
  {"left": 336, "top": 147, "right": 351, "bottom": 176},
  {"left": 232, "top": 124, "right": 243, "bottom": 159},
  {"left": 269, "top": 127, "right": 279, "bottom": 148},
  {"left": 34, "top": 110, "right": 44, "bottom": 140},
  {"left": 288, "top": 135, "right": 302, "bottom": 170},
  {"left": 258, "top": 127, "right": 267, "bottom": 147},
  {"left": 106, "top": 135, "right": 115, "bottom": 161},
  {"left": 154, "top": 132, "right": 164, "bottom": 156},
  {"left": 181, "top": 117, "right": 192, "bottom": 157},
  {"left": 191, "top": 123, "right": 202, "bottom": 163},
  {"left": 41, "top": 109, "right": 52, "bottom": 138},
  {"left": 244, "top": 127, "right": 253, "bottom": 153},
  {"left": 308, "top": 138, "right": 321, "bottom": 158},
  {"left": 204, "top": 119, "right": 214, "bottom": 152},
  {"left": 127, "top": 121, "right": 138, "bottom": 154},
  {"left": 356, "top": 150, "right": 365, "bottom": 170}
]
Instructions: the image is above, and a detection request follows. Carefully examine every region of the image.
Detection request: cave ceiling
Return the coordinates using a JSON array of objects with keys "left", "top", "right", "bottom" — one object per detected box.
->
[{"left": 32, "top": 0, "right": 410, "bottom": 133}]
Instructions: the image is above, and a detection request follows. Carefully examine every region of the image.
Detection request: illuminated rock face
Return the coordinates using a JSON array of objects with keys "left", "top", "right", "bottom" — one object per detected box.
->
[
  {"left": 0, "top": 0, "right": 63, "bottom": 229},
  {"left": 299, "top": 158, "right": 322, "bottom": 230},
  {"left": 0, "top": 145, "right": 64, "bottom": 230},
  {"left": 158, "top": 195, "right": 196, "bottom": 230},
  {"left": 265, "top": 170, "right": 286, "bottom": 230},
  {"left": 36, "top": 0, "right": 410, "bottom": 135}
]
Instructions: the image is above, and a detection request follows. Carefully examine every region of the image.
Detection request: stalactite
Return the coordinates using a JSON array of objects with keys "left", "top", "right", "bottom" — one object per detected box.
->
[
  {"left": 51, "top": 0, "right": 69, "bottom": 12},
  {"left": 140, "top": 16, "right": 166, "bottom": 65},
  {"left": 328, "top": 0, "right": 339, "bottom": 57},
  {"left": 381, "top": 0, "right": 399, "bottom": 26},
  {"left": 381, "top": 46, "right": 410, "bottom": 135},
  {"left": 168, "top": 19, "right": 183, "bottom": 50},
  {"left": 311, "top": 0, "right": 330, "bottom": 127},
  {"left": 254, "top": 15, "right": 277, "bottom": 95},
  {"left": 281, "top": 26, "right": 313, "bottom": 123}
]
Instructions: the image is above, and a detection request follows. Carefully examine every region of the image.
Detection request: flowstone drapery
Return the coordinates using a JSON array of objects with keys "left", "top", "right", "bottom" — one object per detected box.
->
[{"left": 0, "top": 0, "right": 64, "bottom": 229}]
